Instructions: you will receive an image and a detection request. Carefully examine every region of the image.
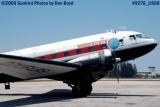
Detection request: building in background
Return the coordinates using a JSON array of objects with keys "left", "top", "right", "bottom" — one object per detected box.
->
[{"left": 137, "top": 66, "right": 156, "bottom": 78}]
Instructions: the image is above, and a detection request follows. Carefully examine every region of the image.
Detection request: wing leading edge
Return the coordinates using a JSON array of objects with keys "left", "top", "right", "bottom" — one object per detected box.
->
[{"left": 0, "top": 54, "right": 80, "bottom": 83}]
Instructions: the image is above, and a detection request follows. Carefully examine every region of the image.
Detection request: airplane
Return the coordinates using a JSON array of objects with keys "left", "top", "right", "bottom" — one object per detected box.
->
[{"left": 0, "top": 30, "right": 157, "bottom": 97}]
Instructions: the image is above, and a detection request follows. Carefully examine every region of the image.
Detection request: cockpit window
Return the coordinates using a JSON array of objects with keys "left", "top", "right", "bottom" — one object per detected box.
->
[
  {"left": 136, "top": 34, "right": 143, "bottom": 38},
  {"left": 119, "top": 39, "right": 124, "bottom": 45},
  {"left": 129, "top": 35, "right": 136, "bottom": 40}
]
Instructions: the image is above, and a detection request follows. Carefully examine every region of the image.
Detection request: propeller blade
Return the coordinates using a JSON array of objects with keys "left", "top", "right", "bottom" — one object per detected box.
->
[
  {"left": 116, "top": 65, "right": 120, "bottom": 83},
  {"left": 112, "top": 50, "right": 120, "bottom": 83}
]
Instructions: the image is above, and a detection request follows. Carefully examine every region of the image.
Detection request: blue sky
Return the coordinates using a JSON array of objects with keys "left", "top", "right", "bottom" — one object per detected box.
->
[{"left": 0, "top": 0, "right": 159, "bottom": 72}]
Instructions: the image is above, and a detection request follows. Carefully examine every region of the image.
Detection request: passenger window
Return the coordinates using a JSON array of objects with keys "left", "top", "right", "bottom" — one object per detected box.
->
[
  {"left": 129, "top": 35, "right": 136, "bottom": 40},
  {"left": 88, "top": 47, "right": 94, "bottom": 52},
  {"left": 52, "top": 54, "right": 56, "bottom": 59},
  {"left": 76, "top": 49, "right": 81, "bottom": 54},
  {"left": 119, "top": 39, "right": 124, "bottom": 45},
  {"left": 64, "top": 52, "right": 69, "bottom": 56},
  {"left": 100, "top": 44, "right": 106, "bottom": 49}
]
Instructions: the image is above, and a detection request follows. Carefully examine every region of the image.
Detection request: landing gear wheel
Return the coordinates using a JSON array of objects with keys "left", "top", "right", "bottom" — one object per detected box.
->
[{"left": 72, "top": 84, "right": 92, "bottom": 97}]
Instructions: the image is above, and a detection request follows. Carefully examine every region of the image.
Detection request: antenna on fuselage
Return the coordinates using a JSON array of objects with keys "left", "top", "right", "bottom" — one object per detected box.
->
[
  {"left": 106, "top": 29, "right": 117, "bottom": 34},
  {"left": 117, "top": 26, "right": 127, "bottom": 31},
  {"left": 107, "top": 26, "right": 127, "bottom": 34}
]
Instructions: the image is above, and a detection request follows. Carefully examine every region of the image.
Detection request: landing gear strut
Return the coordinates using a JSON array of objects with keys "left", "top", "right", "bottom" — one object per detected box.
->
[{"left": 71, "top": 83, "right": 92, "bottom": 97}]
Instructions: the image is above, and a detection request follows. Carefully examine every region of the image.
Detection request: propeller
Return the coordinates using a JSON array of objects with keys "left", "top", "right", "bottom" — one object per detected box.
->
[
  {"left": 105, "top": 37, "right": 122, "bottom": 98},
  {"left": 112, "top": 50, "right": 120, "bottom": 83},
  {"left": 108, "top": 38, "right": 121, "bottom": 83},
  {"left": 110, "top": 50, "right": 121, "bottom": 98},
  {"left": 108, "top": 37, "right": 122, "bottom": 98}
]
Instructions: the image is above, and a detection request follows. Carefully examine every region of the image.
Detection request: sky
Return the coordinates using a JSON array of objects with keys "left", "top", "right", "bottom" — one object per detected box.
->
[{"left": 0, "top": 0, "right": 159, "bottom": 72}]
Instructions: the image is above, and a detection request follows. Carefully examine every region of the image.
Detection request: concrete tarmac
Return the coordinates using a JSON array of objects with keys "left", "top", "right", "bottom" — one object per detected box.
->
[{"left": 0, "top": 79, "right": 160, "bottom": 107}]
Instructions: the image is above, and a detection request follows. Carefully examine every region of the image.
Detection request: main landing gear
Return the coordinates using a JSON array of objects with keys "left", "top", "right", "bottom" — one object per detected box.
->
[{"left": 70, "top": 83, "right": 92, "bottom": 97}]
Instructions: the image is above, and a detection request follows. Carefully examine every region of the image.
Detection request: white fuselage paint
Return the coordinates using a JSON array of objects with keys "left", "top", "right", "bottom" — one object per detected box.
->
[{"left": 3, "top": 31, "right": 147, "bottom": 58}]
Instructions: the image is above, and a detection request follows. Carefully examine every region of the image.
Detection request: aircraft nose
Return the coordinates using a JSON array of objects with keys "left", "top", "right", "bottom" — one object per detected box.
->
[
  {"left": 152, "top": 39, "right": 158, "bottom": 48},
  {"left": 147, "top": 38, "right": 158, "bottom": 52}
]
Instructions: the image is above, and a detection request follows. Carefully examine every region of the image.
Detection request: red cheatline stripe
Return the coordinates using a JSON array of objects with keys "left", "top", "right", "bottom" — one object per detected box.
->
[{"left": 37, "top": 43, "right": 108, "bottom": 60}]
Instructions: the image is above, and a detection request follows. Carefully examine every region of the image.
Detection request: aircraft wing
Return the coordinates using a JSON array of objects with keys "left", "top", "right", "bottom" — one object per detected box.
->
[{"left": 0, "top": 54, "right": 80, "bottom": 82}]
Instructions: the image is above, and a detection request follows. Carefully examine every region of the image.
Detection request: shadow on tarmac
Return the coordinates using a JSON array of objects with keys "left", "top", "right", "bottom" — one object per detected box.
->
[
  {"left": 0, "top": 89, "right": 75, "bottom": 107},
  {"left": 0, "top": 89, "right": 156, "bottom": 107},
  {"left": 89, "top": 93, "right": 156, "bottom": 98}
]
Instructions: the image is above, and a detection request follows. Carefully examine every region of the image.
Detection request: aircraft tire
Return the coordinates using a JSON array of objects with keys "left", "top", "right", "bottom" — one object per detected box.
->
[{"left": 72, "top": 83, "right": 92, "bottom": 97}]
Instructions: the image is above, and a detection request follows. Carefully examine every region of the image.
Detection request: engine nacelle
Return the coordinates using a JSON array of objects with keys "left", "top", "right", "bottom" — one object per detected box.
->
[{"left": 68, "top": 49, "right": 114, "bottom": 71}]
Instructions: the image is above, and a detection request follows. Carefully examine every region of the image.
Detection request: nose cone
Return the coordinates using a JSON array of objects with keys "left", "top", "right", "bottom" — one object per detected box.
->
[
  {"left": 150, "top": 39, "right": 158, "bottom": 49},
  {"left": 144, "top": 38, "right": 157, "bottom": 54},
  {"left": 153, "top": 39, "right": 157, "bottom": 46}
]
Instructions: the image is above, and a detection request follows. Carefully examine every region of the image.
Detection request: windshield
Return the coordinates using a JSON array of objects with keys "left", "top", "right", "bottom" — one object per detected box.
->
[
  {"left": 129, "top": 35, "right": 136, "bottom": 40},
  {"left": 135, "top": 34, "right": 143, "bottom": 38}
]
